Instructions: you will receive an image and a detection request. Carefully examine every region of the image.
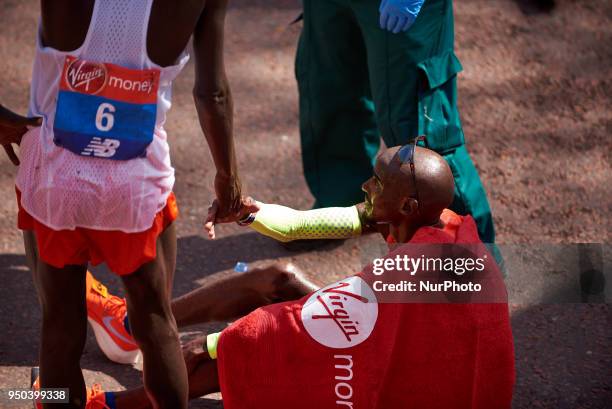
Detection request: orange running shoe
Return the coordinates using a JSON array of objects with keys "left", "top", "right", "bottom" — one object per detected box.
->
[
  {"left": 31, "top": 367, "right": 113, "bottom": 409},
  {"left": 86, "top": 271, "right": 140, "bottom": 364}
]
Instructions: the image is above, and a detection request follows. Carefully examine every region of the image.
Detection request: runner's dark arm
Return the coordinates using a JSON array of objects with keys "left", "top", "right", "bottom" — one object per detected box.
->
[{"left": 193, "top": 0, "right": 241, "bottom": 218}]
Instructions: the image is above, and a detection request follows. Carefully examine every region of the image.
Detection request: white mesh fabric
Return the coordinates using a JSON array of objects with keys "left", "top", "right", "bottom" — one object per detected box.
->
[
  {"left": 86, "top": 0, "right": 148, "bottom": 67},
  {"left": 16, "top": 0, "right": 190, "bottom": 232}
]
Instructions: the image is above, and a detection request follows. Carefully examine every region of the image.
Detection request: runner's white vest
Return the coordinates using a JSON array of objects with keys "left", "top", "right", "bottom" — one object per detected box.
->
[{"left": 16, "top": 0, "right": 189, "bottom": 232}]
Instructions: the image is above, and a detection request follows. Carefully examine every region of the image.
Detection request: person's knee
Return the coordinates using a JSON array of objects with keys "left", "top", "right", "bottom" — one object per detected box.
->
[
  {"left": 122, "top": 263, "right": 180, "bottom": 348},
  {"left": 270, "top": 262, "right": 300, "bottom": 286},
  {"left": 250, "top": 262, "right": 294, "bottom": 288},
  {"left": 256, "top": 262, "right": 315, "bottom": 300},
  {"left": 39, "top": 282, "right": 87, "bottom": 337},
  {"left": 123, "top": 266, "right": 170, "bottom": 313},
  {"left": 134, "top": 318, "right": 179, "bottom": 353},
  {"left": 123, "top": 268, "right": 166, "bottom": 301},
  {"left": 126, "top": 294, "right": 177, "bottom": 349}
]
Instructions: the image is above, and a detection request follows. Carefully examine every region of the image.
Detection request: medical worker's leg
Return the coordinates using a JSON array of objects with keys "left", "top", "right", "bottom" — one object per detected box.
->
[
  {"left": 297, "top": 0, "right": 380, "bottom": 208},
  {"left": 353, "top": 0, "right": 497, "bottom": 245}
]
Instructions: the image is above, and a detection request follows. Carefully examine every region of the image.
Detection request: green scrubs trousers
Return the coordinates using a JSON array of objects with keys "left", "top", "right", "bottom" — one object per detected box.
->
[{"left": 296, "top": 0, "right": 496, "bottom": 245}]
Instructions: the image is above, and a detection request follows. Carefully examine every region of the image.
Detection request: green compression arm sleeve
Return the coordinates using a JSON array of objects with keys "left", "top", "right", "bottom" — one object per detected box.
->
[{"left": 248, "top": 202, "right": 362, "bottom": 242}]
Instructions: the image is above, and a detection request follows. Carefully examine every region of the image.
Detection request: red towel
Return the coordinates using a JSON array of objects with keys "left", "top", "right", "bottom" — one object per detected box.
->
[{"left": 217, "top": 212, "right": 515, "bottom": 408}]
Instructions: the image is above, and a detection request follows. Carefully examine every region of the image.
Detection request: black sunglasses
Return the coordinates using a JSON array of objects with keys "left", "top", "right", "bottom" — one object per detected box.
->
[{"left": 395, "top": 135, "right": 426, "bottom": 210}]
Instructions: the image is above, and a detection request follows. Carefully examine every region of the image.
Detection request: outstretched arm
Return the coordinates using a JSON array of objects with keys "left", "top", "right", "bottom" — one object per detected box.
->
[
  {"left": 192, "top": 0, "right": 242, "bottom": 222},
  {"left": 205, "top": 200, "right": 382, "bottom": 240},
  {"left": 243, "top": 202, "right": 364, "bottom": 242}
]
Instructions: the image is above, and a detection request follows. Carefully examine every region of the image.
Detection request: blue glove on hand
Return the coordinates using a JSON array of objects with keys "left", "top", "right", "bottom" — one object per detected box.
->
[{"left": 379, "top": 0, "right": 425, "bottom": 34}]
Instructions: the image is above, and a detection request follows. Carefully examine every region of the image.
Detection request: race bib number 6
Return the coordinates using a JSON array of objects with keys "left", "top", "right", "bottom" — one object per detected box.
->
[{"left": 53, "top": 56, "right": 160, "bottom": 160}]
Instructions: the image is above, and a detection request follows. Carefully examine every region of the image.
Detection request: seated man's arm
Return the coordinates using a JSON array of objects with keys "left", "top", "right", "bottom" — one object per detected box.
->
[{"left": 245, "top": 202, "right": 363, "bottom": 242}]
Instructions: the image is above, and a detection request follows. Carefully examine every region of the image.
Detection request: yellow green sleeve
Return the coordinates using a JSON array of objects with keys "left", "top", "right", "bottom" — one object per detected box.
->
[{"left": 249, "top": 202, "right": 362, "bottom": 242}]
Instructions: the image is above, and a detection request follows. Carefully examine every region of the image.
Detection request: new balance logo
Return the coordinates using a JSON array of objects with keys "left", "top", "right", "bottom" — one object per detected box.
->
[{"left": 81, "top": 137, "right": 120, "bottom": 158}]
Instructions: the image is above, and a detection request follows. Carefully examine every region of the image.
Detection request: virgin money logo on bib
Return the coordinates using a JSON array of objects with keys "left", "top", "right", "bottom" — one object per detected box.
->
[
  {"left": 54, "top": 56, "right": 159, "bottom": 160},
  {"left": 65, "top": 59, "right": 107, "bottom": 95},
  {"left": 301, "top": 276, "right": 378, "bottom": 349}
]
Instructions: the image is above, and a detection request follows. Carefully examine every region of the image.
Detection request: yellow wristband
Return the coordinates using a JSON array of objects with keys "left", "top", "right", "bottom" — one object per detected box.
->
[{"left": 206, "top": 332, "right": 221, "bottom": 360}]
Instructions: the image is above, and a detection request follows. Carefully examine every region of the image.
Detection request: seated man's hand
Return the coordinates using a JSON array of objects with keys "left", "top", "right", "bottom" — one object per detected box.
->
[
  {"left": 0, "top": 104, "right": 42, "bottom": 166},
  {"left": 204, "top": 195, "right": 259, "bottom": 239},
  {"left": 379, "top": 0, "right": 425, "bottom": 34}
]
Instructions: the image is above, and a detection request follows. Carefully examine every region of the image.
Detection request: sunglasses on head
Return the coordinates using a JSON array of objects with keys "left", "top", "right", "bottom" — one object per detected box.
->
[{"left": 395, "top": 135, "right": 426, "bottom": 210}]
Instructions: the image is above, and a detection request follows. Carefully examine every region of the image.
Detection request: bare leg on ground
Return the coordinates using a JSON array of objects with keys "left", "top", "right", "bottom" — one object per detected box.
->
[{"left": 171, "top": 262, "right": 318, "bottom": 327}]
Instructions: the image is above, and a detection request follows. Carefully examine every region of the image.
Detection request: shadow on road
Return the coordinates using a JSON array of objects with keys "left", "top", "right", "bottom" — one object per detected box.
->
[
  {"left": 513, "top": 0, "right": 556, "bottom": 15},
  {"left": 0, "top": 230, "right": 339, "bottom": 366}
]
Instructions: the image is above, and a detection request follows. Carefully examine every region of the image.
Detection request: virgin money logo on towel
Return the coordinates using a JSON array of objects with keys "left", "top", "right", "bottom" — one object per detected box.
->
[
  {"left": 65, "top": 59, "right": 107, "bottom": 95},
  {"left": 302, "top": 276, "right": 378, "bottom": 349}
]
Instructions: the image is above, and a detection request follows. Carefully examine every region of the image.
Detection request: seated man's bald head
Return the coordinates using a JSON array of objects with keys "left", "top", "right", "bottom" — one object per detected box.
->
[
  {"left": 362, "top": 145, "right": 455, "bottom": 228},
  {"left": 395, "top": 145, "right": 455, "bottom": 221}
]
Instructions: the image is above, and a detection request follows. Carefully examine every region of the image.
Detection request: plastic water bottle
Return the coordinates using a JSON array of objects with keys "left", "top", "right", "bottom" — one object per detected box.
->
[{"left": 234, "top": 262, "right": 248, "bottom": 273}]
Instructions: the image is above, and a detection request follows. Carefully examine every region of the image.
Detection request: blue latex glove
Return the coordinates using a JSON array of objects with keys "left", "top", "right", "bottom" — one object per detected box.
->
[{"left": 379, "top": 0, "right": 425, "bottom": 34}]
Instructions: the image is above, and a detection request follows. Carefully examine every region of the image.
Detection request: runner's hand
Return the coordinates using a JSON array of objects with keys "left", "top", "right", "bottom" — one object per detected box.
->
[
  {"left": 204, "top": 196, "right": 259, "bottom": 239},
  {"left": 0, "top": 104, "right": 42, "bottom": 166},
  {"left": 214, "top": 173, "right": 243, "bottom": 219},
  {"left": 379, "top": 0, "right": 424, "bottom": 34}
]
